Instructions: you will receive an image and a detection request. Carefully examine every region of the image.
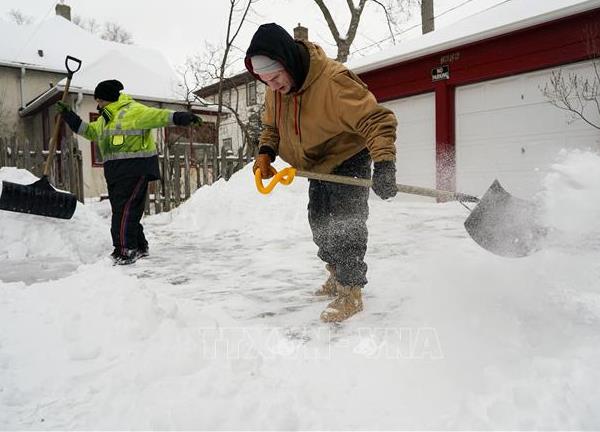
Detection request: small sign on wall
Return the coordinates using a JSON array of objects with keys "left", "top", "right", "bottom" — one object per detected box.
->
[{"left": 432, "top": 65, "right": 450, "bottom": 82}]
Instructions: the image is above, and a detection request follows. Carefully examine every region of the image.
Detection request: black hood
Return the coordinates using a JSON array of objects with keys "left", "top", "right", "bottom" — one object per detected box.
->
[{"left": 245, "top": 23, "right": 309, "bottom": 92}]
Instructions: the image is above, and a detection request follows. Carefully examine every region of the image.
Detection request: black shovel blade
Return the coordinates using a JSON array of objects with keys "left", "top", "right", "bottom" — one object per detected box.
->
[
  {"left": 464, "top": 180, "right": 545, "bottom": 258},
  {"left": 0, "top": 176, "right": 77, "bottom": 220}
]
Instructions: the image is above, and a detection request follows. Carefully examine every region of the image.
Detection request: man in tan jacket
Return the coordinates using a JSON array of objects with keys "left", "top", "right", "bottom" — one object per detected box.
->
[{"left": 245, "top": 23, "right": 398, "bottom": 322}]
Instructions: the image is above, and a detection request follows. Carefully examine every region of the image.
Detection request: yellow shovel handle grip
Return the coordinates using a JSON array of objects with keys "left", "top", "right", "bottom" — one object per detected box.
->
[{"left": 255, "top": 167, "right": 297, "bottom": 194}]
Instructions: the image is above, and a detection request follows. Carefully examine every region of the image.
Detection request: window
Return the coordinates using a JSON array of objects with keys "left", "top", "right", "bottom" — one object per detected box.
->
[
  {"left": 222, "top": 137, "right": 233, "bottom": 154},
  {"left": 246, "top": 80, "right": 257, "bottom": 106},
  {"left": 222, "top": 88, "right": 231, "bottom": 106},
  {"left": 89, "top": 112, "right": 103, "bottom": 167}
]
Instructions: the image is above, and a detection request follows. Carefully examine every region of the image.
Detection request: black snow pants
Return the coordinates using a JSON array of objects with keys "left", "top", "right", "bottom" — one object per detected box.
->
[
  {"left": 308, "top": 149, "right": 371, "bottom": 287},
  {"left": 107, "top": 176, "right": 149, "bottom": 254}
]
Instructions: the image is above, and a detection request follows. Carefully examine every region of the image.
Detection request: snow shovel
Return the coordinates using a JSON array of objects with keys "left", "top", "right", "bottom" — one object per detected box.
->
[
  {"left": 0, "top": 55, "right": 82, "bottom": 220},
  {"left": 254, "top": 167, "right": 545, "bottom": 258}
]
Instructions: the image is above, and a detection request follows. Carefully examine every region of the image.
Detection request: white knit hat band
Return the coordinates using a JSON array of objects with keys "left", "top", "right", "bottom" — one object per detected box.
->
[{"left": 251, "top": 55, "right": 285, "bottom": 74}]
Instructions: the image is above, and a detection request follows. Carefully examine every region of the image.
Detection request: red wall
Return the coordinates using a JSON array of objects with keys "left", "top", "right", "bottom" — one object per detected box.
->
[{"left": 359, "top": 8, "right": 600, "bottom": 193}]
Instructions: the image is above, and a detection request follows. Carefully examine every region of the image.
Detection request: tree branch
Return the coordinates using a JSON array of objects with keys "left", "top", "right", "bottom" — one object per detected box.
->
[
  {"left": 313, "top": 0, "right": 341, "bottom": 41},
  {"left": 368, "top": 0, "right": 397, "bottom": 44}
]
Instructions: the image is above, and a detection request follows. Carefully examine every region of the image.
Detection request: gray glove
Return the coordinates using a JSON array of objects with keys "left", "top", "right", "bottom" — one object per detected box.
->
[{"left": 372, "top": 161, "right": 397, "bottom": 199}]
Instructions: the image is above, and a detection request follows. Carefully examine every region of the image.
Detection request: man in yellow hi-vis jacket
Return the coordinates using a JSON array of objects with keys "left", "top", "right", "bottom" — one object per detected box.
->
[{"left": 58, "top": 79, "right": 201, "bottom": 265}]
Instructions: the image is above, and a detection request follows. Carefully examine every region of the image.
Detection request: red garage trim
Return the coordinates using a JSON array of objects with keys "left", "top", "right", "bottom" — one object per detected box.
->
[
  {"left": 361, "top": 9, "right": 600, "bottom": 100},
  {"left": 359, "top": 8, "right": 600, "bottom": 195},
  {"left": 435, "top": 81, "right": 455, "bottom": 194}
]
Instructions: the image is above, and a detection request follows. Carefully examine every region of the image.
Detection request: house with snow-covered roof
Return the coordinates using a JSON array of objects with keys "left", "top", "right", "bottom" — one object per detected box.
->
[
  {"left": 195, "top": 69, "right": 265, "bottom": 156},
  {"left": 349, "top": 0, "right": 600, "bottom": 200},
  {"left": 0, "top": 3, "right": 218, "bottom": 198},
  {"left": 193, "top": 25, "right": 310, "bottom": 156}
]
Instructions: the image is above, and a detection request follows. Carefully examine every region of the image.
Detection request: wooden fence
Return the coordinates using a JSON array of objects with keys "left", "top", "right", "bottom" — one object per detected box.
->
[
  {"left": 145, "top": 143, "right": 253, "bottom": 215},
  {"left": 0, "top": 136, "right": 253, "bottom": 214},
  {"left": 0, "top": 136, "right": 84, "bottom": 202}
]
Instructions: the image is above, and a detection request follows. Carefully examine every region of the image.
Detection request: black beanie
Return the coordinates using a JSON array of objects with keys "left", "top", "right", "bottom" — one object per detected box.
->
[{"left": 94, "top": 79, "right": 124, "bottom": 102}]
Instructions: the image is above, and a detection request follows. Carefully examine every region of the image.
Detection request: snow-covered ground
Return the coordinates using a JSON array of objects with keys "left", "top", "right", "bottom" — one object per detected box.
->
[{"left": 1, "top": 151, "right": 600, "bottom": 430}]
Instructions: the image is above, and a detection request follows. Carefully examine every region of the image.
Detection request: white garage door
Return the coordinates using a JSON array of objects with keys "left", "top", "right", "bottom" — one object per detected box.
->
[
  {"left": 383, "top": 92, "right": 436, "bottom": 201},
  {"left": 456, "top": 60, "right": 600, "bottom": 199}
]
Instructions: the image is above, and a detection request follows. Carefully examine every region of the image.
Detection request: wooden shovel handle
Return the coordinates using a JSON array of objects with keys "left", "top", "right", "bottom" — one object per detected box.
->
[
  {"left": 254, "top": 166, "right": 479, "bottom": 203},
  {"left": 43, "top": 56, "right": 82, "bottom": 177},
  {"left": 295, "top": 170, "right": 479, "bottom": 203}
]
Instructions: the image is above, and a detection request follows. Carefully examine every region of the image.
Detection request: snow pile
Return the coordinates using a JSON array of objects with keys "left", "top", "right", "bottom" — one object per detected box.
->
[
  {"left": 0, "top": 167, "right": 110, "bottom": 264},
  {"left": 539, "top": 149, "right": 600, "bottom": 250},
  {"left": 0, "top": 263, "right": 229, "bottom": 429},
  {"left": 155, "top": 160, "right": 311, "bottom": 240},
  {"left": 1, "top": 152, "right": 600, "bottom": 429}
]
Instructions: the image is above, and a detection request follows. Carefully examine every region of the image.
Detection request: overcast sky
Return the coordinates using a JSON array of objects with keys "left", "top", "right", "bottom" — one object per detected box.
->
[{"left": 2, "top": 0, "right": 507, "bottom": 69}]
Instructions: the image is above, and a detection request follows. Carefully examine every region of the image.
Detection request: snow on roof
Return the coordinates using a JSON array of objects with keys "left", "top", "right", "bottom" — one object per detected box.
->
[
  {"left": 0, "top": 15, "right": 192, "bottom": 103},
  {"left": 0, "top": 17, "right": 32, "bottom": 65},
  {"left": 58, "top": 49, "right": 182, "bottom": 102},
  {"left": 349, "top": 0, "right": 600, "bottom": 74},
  {"left": 1, "top": 15, "right": 108, "bottom": 72}
]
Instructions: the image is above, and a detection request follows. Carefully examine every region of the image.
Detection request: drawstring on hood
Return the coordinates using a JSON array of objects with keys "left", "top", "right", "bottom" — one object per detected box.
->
[
  {"left": 293, "top": 94, "right": 302, "bottom": 141},
  {"left": 271, "top": 87, "right": 303, "bottom": 141}
]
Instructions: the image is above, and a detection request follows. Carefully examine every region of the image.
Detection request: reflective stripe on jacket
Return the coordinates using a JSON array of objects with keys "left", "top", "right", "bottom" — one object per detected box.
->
[{"left": 78, "top": 93, "right": 174, "bottom": 162}]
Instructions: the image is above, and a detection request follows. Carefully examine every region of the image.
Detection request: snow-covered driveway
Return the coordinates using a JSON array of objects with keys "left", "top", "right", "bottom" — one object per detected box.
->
[{"left": 1, "top": 152, "right": 600, "bottom": 429}]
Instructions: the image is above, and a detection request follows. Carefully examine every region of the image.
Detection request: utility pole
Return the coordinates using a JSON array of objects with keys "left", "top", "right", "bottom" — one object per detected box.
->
[{"left": 421, "top": 0, "right": 434, "bottom": 34}]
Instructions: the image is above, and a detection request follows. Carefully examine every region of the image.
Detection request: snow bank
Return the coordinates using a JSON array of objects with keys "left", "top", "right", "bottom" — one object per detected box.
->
[
  {"left": 152, "top": 161, "right": 311, "bottom": 240},
  {"left": 0, "top": 262, "right": 232, "bottom": 429},
  {"left": 0, "top": 167, "right": 110, "bottom": 263},
  {"left": 538, "top": 149, "right": 600, "bottom": 250},
  {"left": 2, "top": 151, "right": 600, "bottom": 429}
]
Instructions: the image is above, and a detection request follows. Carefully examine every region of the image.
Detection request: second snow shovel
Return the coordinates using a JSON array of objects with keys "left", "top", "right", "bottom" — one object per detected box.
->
[
  {"left": 254, "top": 167, "right": 546, "bottom": 258},
  {"left": 0, "top": 55, "right": 82, "bottom": 220}
]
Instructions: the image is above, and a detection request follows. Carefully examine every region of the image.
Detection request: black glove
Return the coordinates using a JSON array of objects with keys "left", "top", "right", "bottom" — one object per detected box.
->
[
  {"left": 173, "top": 111, "right": 202, "bottom": 127},
  {"left": 372, "top": 160, "right": 397, "bottom": 200},
  {"left": 56, "top": 101, "right": 70, "bottom": 114},
  {"left": 56, "top": 101, "right": 82, "bottom": 132}
]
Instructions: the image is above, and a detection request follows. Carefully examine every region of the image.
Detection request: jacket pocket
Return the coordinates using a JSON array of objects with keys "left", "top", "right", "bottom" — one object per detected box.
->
[{"left": 112, "top": 135, "right": 124, "bottom": 146}]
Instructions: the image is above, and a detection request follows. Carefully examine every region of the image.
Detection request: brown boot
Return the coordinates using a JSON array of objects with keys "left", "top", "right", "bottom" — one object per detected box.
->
[
  {"left": 314, "top": 264, "right": 338, "bottom": 297},
  {"left": 320, "top": 284, "right": 363, "bottom": 323}
]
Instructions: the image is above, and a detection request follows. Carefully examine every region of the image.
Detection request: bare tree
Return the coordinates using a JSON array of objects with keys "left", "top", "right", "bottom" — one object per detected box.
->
[
  {"left": 221, "top": 83, "right": 264, "bottom": 156},
  {"left": 7, "top": 9, "right": 33, "bottom": 25},
  {"left": 73, "top": 15, "right": 102, "bottom": 35},
  {"left": 73, "top": 15, "right": 133, "bottom": 44},
  {"left": 210, "top": 0, "right": 258, "bottom": 159},
  {"left": 542, "top": 26, "right": 600, "bottom": 130},
  {"left": 178, "top": 56, "right": 263, "bottom": 158},
  {"left": 101, "top": 22, "right": 133, "bottom": 44},
  {"left": 313, "top": 0, "right": 418, "bottom": 62},
  {"left": 179, "top": 0, "right": 259, "bottom": 173},
  {"left": 180, "top": 43, "right": 230, "bottom": 100}
]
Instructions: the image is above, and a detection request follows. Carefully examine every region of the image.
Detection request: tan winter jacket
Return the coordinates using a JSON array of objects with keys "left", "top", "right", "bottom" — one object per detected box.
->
[{"left": 259, "top": 42, "right": 397, "bottom": 174}]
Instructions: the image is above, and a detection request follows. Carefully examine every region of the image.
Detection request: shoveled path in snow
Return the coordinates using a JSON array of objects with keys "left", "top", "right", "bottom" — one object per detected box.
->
[{"left": 123, "top": 200, "right": 471, "bottom": 329}]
